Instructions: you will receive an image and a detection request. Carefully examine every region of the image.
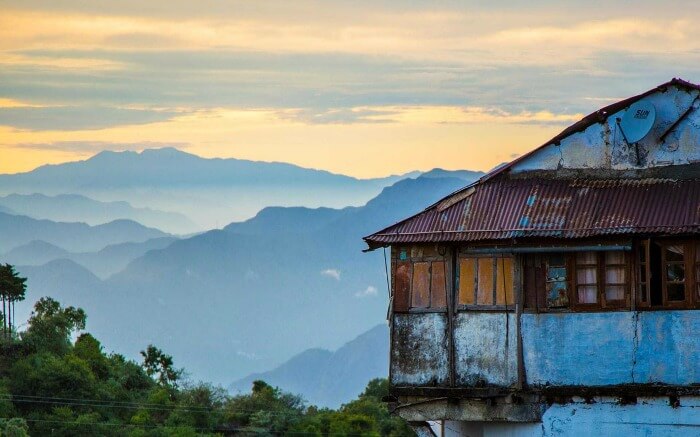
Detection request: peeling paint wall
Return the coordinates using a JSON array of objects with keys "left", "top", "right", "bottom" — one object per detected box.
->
[
  {"left": 511, "top": 86, "right": 700, "bottom": 173},
  {"left": 454, "top": 313, "right": 518, "bottom": 387},
  {"left": 393, "top": 310, "right": 700, "bottom": 389},
  {"left": 522, "top": 311, "right": 700, "bottom": 387},
  {"left": 540, "top": 396, "right": 700, "bottom": 436},
  {"left": 522, "top": 312, "right": 635, "bottom": 386},
  {"left": 444, "top": 397, "right": 700, "bottom": 436},
  {"left": 391, "top": 312, "right": 449, "bottom": 386}
]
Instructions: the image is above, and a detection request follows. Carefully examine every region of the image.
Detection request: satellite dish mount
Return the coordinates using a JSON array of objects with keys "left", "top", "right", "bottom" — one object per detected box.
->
[{"left": 617, "top": 101, "right": 656, "bottom": 166}]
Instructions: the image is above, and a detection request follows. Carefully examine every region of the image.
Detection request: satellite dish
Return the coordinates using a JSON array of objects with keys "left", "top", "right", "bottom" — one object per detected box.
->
[{"left": 619, "top": 101, "right": 656, "bottom": 143}]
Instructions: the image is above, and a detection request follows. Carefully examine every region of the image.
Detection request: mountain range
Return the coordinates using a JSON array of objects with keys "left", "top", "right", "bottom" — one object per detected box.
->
[
  {"left": 0, "top": 212, "right": 170, "bottom": 253},
  {"left": 5, "top": 237, "right": 177, "bottom": 278},
  {"left": 0, "top": 193, "right": 195, "bottom": 235},
  {"left": 0, "top": 148, "right": 483, "bottom": 406},
  {"left": 0, "top": 148, "right": 422, "bottom": 230},
  {"left": 230, "top": 324, "right": 388, "bottom": 408}
]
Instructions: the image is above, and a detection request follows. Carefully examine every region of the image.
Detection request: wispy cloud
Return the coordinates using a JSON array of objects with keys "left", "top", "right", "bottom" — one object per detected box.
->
[
  {"left": 11, "top": 141, "right": 188, "bottom": 153},
  {"left": 1, "top": 1, "right": 699, "bottom": 176},
  {"left": 320, "top": 269, "right": 341, "bottom": 281},
  {"left": 355, "top": 285, "right": 378, "bottom": 298},
  {"left": 0, "top": 106, "right": 188, "bottom": 131}
]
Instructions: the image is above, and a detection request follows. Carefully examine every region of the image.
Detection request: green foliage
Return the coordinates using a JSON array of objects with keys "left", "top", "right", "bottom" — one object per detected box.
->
[
  {"left": 21, "top": 297, "right": 86, "bottom": 354},
  {"left": 0, "top": 264, "right": 27, "bottom": 340},
  {"left": 0, "top": 417, "right": 29, "bottom": 437},
  {"left": 140, "top": 345, "right": 182, "bottom": 388},
  {"left": 1, "top": 277, "right": 415, "bottom": 436}
]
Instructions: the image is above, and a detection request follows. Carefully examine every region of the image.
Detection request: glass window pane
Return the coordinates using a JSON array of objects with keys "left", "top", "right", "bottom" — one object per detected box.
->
[
  {"left": 639, "top": 284, "right": 648, "bottom": 302},
  {"left": 578, "top": 285, "right": 597, "bottom": 304},
  {"left": 548, "top": 267, "right": 567, "bottom": 282},
  {"left": 668, "top": 283, "right": 685, "bottom": 301},
  {"left": 577, "top": 251, "right": 597, "bottom": 264},
  {"left": 605, "top": 285, "right": 625, "bottom": 301},
  {"left": 666, "top": 264, "right": 685, "bottom": 282},
  {"left": 666, "top": 245, "right": 685, "bottom": 262},
  {"left": 639, "top": 266, "right": 646, "bottom": 283},
  {"left": 547, "top": 281, "right": 569, "bottom": 307},
  {"left": 547, "top": 254, "right": 565, "bottom": 267},
  {"left": 606, "top": 266, "right": 626, "bottom": 284},
  {"left": 577, "top": 267, "right": 597, "bottom": 284},
  {"left": 638, "top": 245, "right": 646, "bottom": 263},
  {"left": 605, "top": 251, "right": 625, "bottom": 264}
]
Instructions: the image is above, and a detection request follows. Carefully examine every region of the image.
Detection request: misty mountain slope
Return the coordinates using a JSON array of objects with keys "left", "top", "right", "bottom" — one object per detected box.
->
[
  {"left": 0, "top": 212, "right": 170, "bottom": 253},
  {"left": 15, "top": 259, "right": 103, "bottom": 325},
  {"left": 81, "top": 174, "right": 474, "bottom": 383},
  {"left": 13, "top": 172, "right": 480, "bottom": 385},
  {"left": 0, "top": 148, "right": 418, "bottom": 230},
  {"left": 2, "top": 237, "right": 178, "bottom": 279},
  {"left": 230, "top": 324, "right": 388, "bottom": 408},
  {"left": 0, "top": 193, "right": 196, "bottom": 234},
  {"left": 224, "top": 206, "right": 352, "bottom": 236},
  {"left": 3, "top": 240, "right": 70, "bottom": 266}
]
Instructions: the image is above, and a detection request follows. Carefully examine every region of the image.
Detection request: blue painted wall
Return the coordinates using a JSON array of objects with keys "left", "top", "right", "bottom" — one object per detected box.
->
[
  {"left": 522, "top": 311, "right": 700, "bottom": 387},
  {"left": 444, "top": 397, "right": 700, "bottom": 436},
  {"left": 393, "top": 310, "right": 700, "bottom": 388}
]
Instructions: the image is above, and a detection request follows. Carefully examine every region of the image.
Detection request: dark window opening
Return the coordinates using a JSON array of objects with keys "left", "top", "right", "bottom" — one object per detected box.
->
[{"left": 649, "top": 242, "right": 663, "bottom": 306}]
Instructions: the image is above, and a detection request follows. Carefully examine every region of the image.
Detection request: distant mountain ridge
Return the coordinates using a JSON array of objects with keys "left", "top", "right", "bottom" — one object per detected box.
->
[
  {"left": 230, "top": 324, "right": 388, "bottom": 408},
  {"left": 3, "top": 237, "right": 177, "bottom": 279},
  {"left": 0, "top": 212, "right": 170, "bottom": 253},
  {"left": 0, "top": 148, "right": 474, "bottom": 230},
  {"left": 0, "top": 193, "right": 196, "bottom": 234}
]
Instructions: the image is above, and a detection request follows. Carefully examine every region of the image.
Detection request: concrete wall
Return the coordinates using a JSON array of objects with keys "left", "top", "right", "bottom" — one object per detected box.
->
[
  {"left": 522, "top": 311, "right": 700, "bottom": 387},
  {"left": 454, "top": 313, "right": 518, "bottom": 387},
  {"left": 511, "top": 85, "right": 700, "bottom": 173},
  {"left": 443, "top": 397, "right": 700, "bottom": 436},
  {"left": 391, "top": 312, "right": 449, "bottom": 386},
  {"left": 392, "top": 310, "right": 700, "bottom": 388}
]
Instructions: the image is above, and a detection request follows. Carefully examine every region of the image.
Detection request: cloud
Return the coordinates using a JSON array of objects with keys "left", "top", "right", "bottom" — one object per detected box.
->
[
  {"left": 355, "top": 285, "right": 378, "bottom": 298},
  {"left": 12, "top": 141, "right": 189, "bottom": 153},
  {"left": 320, "top": 269, "right": 341, "bottom": 281},
  {"left": 236, "top": 350, "right": 262, "bottom": 360},
  {"left": 0, "top": 105, "right": 186, "bottom": 131}
]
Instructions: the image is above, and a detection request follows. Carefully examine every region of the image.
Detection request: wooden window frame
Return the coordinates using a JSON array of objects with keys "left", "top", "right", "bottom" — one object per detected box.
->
[
  {"left": 544, "top": 253, "right": 572, "bottom": 310},
  {"left": 391, "top": 245, "right": 451, "bottom": 313},
  {"left": 456, "top": 253, "right": 515, "bottom": 311},
  {"left": 660, "top": 241, "right": 691, "bottom": 309},
  {"left": 636, "top": 240, "right": 651, "bottom": 308},
  {"left": 572, "top": 252, "right": 599, "bottom": 311}
]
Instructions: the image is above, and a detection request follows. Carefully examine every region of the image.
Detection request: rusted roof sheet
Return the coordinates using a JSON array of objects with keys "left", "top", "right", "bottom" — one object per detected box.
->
[{"left": 364, "top": 178, "right": 700, "bottom": 248}]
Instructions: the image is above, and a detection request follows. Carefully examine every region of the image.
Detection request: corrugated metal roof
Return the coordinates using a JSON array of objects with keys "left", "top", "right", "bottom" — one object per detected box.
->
[{"left": 364, "top": 178, "right": 700, "bottom": 248}]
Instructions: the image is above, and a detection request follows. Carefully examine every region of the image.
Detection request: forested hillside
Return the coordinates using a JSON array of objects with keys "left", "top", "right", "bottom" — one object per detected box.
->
[{"left": 0, "top": 291, "right": 414, "bottom": 436}]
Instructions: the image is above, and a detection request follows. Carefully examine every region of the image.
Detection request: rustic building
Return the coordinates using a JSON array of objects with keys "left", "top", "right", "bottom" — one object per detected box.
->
[{"left": 364, "top": 78, "right": 700, "bottom": 436}]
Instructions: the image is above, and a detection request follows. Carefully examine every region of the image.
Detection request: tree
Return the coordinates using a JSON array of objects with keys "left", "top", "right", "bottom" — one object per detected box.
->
[
  {"left": 140, "top": 345, "right": 182, "bottom": 388},
  {"left": 0, "top": 264, "right": 26, "bottom": 339},
  {"left": 21, "top": 297, "right": 86, "bottom": 354}
]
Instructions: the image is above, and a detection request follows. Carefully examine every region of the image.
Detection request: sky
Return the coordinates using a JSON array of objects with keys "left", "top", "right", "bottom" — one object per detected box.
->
[{"left": 1, "top": 0, "right": 699, "bottom": 178}]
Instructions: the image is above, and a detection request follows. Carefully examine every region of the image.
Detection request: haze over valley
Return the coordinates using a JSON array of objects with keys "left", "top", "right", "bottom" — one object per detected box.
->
[{"left": 0, "top": 147, "right": 482, "bottom": 406}]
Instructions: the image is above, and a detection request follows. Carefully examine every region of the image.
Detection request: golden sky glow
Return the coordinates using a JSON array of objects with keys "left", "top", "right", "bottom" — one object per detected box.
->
[{"left": 1, "top": 1, "right": 698, "bottom": 177}]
